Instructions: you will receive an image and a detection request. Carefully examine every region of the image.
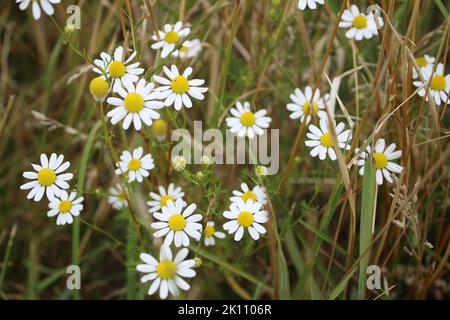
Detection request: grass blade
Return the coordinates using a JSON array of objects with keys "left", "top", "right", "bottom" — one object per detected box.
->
[
  {"left": 72, "top": 120, "right": 102, "bottom": 300},
  {"left": 357, "top": 157, "right": 377, "bottom": 299}
]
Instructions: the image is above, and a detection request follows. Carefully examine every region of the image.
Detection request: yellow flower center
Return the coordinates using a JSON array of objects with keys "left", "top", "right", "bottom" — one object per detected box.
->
[
  {"left": 109, "top": 61, "right": 126, "bottom": 78},
  {"left": 430, "top": 75, "right": 446, "bottom": 91},
  {"left": 153, "top": 119, "right": 168, "bottom": 136},
  {"left": 117, "top": 191, "right": 127, "bottom": 201},
  {"left": 171, "top": 76, "right": 189, "bottom": 94},
  {"left": 128, "top": 159, "right": 142, "bottom": 171},
  {"left": 180, "top": 45, "right": 189, "bottom": 53},
  {"left": 160, "top": 195, "right": 174, "bottom": 206},
  {"left": 164, "top": 31, "right": 179, "bottom": 44},
  {"left": 59, "top": 200, "right": 72, "bottom": 213},
  {"left": 89, "top": 77, "right": 109, "bottom": 98},
  {"left": 240, "top": 111, "right": 255, "bottom": 127},
  {"left": 237, "top": 211, "right": 254, "bottom": 228},
  {"left": 204, "top": 225, "right": 215, "bottom": 237},
  {"left": 320, "top": 132, "right": 333, "bottom": 148},
  {"left": 302, "top": 101, "right": 319, "bottom": 114},
  {"left": 37, "top": 168, "right": 56, "bottom": 186},
  {"left": 373, "top": 152, "right": 388, "bottom": 169},
  {"left": 156, "top": 260, "right": 177, "bottom": 279},
  {"left": 415, "top": 57, "right": 428, "bottom": 68},
  {"left": 124, "top": 93, "right": 144, "bottom": 113},
  {"left": 168, "top": 214, "right": 186, "bottom": 231},
  {"left": 242, "top": 191, "right": 257, "bottom": 202},
  {"left": 353, "top": 15, "right": 367, "bottom": 29}
]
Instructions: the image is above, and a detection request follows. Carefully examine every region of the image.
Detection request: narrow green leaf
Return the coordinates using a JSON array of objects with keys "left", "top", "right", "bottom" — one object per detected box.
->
[
  {"left": 72, "top": 120, "right": 102, "bottom": 300},
  {"left": 357, "top": 156, "right": 377, "bottom": 299}
]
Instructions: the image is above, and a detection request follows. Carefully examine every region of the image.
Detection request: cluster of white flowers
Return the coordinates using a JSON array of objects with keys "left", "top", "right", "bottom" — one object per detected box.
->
[
  {"left": 140, "top": 182, "right": 224, "bottom": 299},
  {"left": 285, "top": 87, "right": 403, "bottom": 185},
  {"left": 91, "top": 46, "right": 208, "bottom": 126},
  {"left": 17, "top": 0, "right": 439, "bottom": 302},
  {"left": 413, "top": 61, "right": 450, "bottom": 106},
  {"left": 223, "top": 183, "right": 269, "bottom": 241},
  {"left": 20, "top": 153, "right": 83, "bottom": 226},
  {"left": 151, "top": 21, "right": 202, "bottom": 60}
]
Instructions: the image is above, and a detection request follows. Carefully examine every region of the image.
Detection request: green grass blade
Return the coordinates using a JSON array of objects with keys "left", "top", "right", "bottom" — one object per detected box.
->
[
  {"left": 357, "top": 157, "right": 377, "bottom": 299},
  {"left": 194, "top": 247, "right": 272, "bottom": 293},
  {"left": 72, "top": 120, "right": 102, "bottom": 300},
  {"left": 433, "top": 0, "right": 449, "bottom": 17}
]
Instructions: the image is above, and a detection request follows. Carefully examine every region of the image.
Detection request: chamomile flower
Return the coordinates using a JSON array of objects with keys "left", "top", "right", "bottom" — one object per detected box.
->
[
  {"left": 107, "top": 184, "right": 128, "bottom": 210},
  {"left": 147, "top": 183, "right": 186, "bottom": 214},
  {"left": 230, "top": 183, "right": 267, "bottom": 206},
  {"left": 172, "top": 155, "right": 187, "bottom": 171},
  {"left": 152, "top": 119, "right": 169, "bottom": 141},
  {"left": 223, "top": 199, "right": 268, "bottom": 241},
  {"left": 93, "top": 46, "right": 144, "bottom": 90},
  {"left": 298, "top": 0, "right": 324, "bottom": 10},
  {"left": 203, "top": 221, "right": 225, "bottom": 247},
  {"left": 151, "top": 199, "right": 202, "bottom": 247},
  {"left": 413, "top": 54, "right": 435, "bottom": 79},
  {"left": 226, "top": 101, "right": 272, "bottom": 139},
  {"left": 47, "top": 190, "right": 83, "bottom": 226},
  {"left": 339, "top": 5, "right": 383, "bottom": 41},
  {"left": 151, "top": 22, "right": 191, "bottom": 59},
  {"left": 115, "top": 147, "right": 155, "bottom": 183},
  {"left": 287, "top": 86, "right": 329, "bottom": 124},
  {"left": 106, "top": 78, "right": 163, "bottom": 131},
  {"left": 200, "top": 155, "right": 213, "bottom": 165},
  {"left": 255, "top": 165, "right": 269, "bottom": 177},
  {"left": 89, "top": 77, "right": 109, "bottom": 102},
  {"left": 153, "top": 65, "right": 208, "bottom": 110},
  {"left": 20, "top": 153, "right": 73, "bottom": 202},
  {"left": 305, "top": 119, "right": 352, "bottom": 161},
  {"left": 356, "top": 138, "right": 403, "bottom": 185},
  {"left": 413, "top": 63, "right": 450, "bottom": 106},
  {"left": 173, "top": 39, "right": 202, "bottom": 59},
  {"left": 16, "top": 0, "right": 61, "bottom": 20},
  {"left": 137, "top": 245, "right": 196, "bottom": 299}
]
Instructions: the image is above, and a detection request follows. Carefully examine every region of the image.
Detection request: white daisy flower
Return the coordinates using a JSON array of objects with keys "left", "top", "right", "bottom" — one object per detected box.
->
[
  {"left": 203, "top": 221, "right": 225, "bottom": 247},
  {"left": 16, "top": 0, "right": 61, "bottom": 20},
  {"left": 223, "top": 199, "right": 268, "bottom": 241},
  {"left": 20, "top": 153, "right": 73, "bottom": 202},
  {"left": 151, "top": 21, "right": 191, "bottom": 59},
  {"left": 172, "top": 155, "right": 187, "bottom": 171},
  {"left": 413, "top": 63, "right": 450, "bottom": 106},
  {"left": 147, "top": 183, "right": 186, "bottom": 214},
  {"left": 356, "top": 138, "right": 403, "bottom": 185},
  {"left": 154, "top": 65, "right": 208, "bottom": 111},
  {"left": 305, "top": 118, "right": 352, "bottom": 161},
  {"left": 47, "top": 190, "right": 83, "bottom": 226},
  {"left": 287, "top": 86, "right": 329, "bottom": 124},
  {"left": 93, "top": 46, "right": 144, "bottom": 90},
  {"left": 413, "top": 54, "right": 435, "bottom": 79},
  {"left": 107, "top": 184, "right": 128, "bottom": 210},
  {"left": 137, "top": 245, "right": 196, "bottom": 299},
  {"left": 151, "top": 199, "right": 202, "bottom": 248},
  {"left": 115, "top": 147, "right": 155, "bottom": 183},
  {"left": 339, "top": 5, "right": 383, "bottom": 41},
  {"left": 298, "top": 0, "right": 324, "bottom": 10},
  {"left": 226, "top": 101, "right": 272, "bottom": 139},
  {"left": 106, "top": 78, "right": 163, "bottom": 131},
  {"left": 230, "top": 182, "right": 267, "bottom": 206},
  {"left": 173, "top": 39, "right": 202, "bottom": 59}
]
